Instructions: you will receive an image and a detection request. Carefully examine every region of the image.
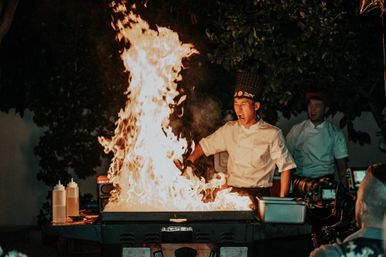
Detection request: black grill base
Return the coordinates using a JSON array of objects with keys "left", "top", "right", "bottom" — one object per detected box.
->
[{"left": 43, "top": 221, "right": 312, "bottom": 257}]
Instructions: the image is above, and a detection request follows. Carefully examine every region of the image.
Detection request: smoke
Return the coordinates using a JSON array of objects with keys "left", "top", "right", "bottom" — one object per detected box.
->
[{"left": 188, "top": 94, "right": 223, "bottom": 140}]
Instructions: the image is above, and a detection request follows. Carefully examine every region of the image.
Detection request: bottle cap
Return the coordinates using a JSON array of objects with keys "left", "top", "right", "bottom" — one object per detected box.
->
[
  {"left": 66, "top": 178, "right": 78, "bottom": 189},
  {"left": 54, "top": 180, "right": 65, "bottom": 191}
]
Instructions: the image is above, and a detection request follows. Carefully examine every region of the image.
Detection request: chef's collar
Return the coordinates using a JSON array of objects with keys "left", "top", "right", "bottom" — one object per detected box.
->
[
  {"left": 239, "top": 118, "right": 263, "bottom": 130},
  {"left": 306, "top": 119, "right": 326, "bottom": 129}
]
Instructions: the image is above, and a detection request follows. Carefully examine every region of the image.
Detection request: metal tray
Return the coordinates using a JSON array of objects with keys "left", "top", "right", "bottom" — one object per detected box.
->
[{"left": 257, "top": 197, "right": 306, "bottom": 224}]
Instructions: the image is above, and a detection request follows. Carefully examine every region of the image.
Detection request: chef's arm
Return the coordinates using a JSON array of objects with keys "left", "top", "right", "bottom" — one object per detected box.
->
[
  {"left": 279, "top": 169, "right": 291, "bottom": 197},
  {"left": 186, "top": 143, "right": 204, "bottom": 164}
]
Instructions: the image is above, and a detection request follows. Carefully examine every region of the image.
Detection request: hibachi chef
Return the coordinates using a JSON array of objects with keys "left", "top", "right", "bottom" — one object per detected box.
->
[{"left": 186, "top": 71, "right": 296, "bottom": 200}]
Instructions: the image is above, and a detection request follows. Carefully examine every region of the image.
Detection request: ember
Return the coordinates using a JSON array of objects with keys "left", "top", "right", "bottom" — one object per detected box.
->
[{"left": 98, "top": 2, "right": 251, "bottom": 212}]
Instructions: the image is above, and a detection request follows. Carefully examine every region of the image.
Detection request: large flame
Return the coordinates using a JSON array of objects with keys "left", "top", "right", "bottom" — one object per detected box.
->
[{"left": 98, "top": 2, "right": 251, "bottom": 211}]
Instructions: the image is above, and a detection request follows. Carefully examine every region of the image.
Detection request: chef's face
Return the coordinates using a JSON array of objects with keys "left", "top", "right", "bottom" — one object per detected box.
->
[
  {"left": 307, "top": 99, "right": 326, "bottom": 125},
  {"left": 233, "top": 97, "right": 260, "bottom": 128}
]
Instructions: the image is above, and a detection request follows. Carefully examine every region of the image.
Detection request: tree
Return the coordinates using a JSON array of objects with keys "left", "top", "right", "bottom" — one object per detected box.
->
[
  {"left": 0, "top": 0, "right": 128, "bottom": 186},
  {"left": 204, "top": 0, "right": 384, "bottom": 144}
]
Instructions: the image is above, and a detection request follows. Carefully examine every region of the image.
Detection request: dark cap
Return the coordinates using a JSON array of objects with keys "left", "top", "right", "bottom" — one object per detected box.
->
[
  {"left": 234, "top": 72, "right": 262, "bottom": 101},
  {"left": 305, "top": 91, "right": 328, "bottom": 105}
]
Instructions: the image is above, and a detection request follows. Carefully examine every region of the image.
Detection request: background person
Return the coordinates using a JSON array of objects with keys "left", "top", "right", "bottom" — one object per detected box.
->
[
  {"left": 186, "top": 71, "right": 296, "bottom": 199},
  {"left": 286, "top": 91, "right": 349, "bottom": 188},
  {"left": 286, "top": 91, "right": 350, "bottom": 248},
  {"left": 309, "top": 163, "right": 386, "bottom": 257}
]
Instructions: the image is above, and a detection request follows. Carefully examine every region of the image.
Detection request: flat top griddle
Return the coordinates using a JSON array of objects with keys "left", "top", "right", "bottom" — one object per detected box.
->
[{"left": 100, "top": 210, "right": 257, "bottom": 221}]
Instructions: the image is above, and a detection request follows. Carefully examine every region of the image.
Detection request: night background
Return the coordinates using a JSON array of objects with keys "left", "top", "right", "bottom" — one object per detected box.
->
[{"left": 0, "top": 0, "right": 386, "bottom": 256}]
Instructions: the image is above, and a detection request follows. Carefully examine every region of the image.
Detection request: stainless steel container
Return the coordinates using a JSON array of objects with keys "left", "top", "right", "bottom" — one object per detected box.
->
[{"left": 257, "top": 197, "right": 306, "bottom": 224}]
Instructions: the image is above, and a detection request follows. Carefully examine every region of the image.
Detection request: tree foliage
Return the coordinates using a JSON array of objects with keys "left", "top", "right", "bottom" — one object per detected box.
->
[
  {"left": 204, "top": 0, "right": 384, "bottom": 145},
  {"left": 0, "top": 0, "right": 127, "bottom": 186}
]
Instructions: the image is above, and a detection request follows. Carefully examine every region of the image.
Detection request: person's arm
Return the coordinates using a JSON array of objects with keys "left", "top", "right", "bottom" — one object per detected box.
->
[
  {"left": 336, "top": 157, "right": 348, "bottom": 188},
  {"left": 279, "top": 169, "right": 291, "bottom": 197},
  {"left": 187, "top": 143, "right": 204, "bottom": 164},
  {"left": 270, "top": 130, "right": 296, "bottom": 197},
  {"left": 333, "top": 128, "right": 349, "bottom": 188}
]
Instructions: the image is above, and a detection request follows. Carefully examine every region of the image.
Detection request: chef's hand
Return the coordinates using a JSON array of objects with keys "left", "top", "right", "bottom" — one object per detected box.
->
[
  {"left": 173, "top": 158, "right": 200, "bottom": 180},
  {"left": 174, "top": 159, "right": 196, "bottom": 172},
  {"left": 202, "top": 188, "right": 217, "bottom": 203},
  {"left": 181, "top": 159, "right": 200, "bottom": 180}
]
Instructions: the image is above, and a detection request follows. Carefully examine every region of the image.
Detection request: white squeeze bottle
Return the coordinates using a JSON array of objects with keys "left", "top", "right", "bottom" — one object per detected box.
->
[
  {"left": 66, "top": 178, "right": 79, "bottom": 218},
  {"left": 52, "top": 180, "right": 66, "bottom": 224}
]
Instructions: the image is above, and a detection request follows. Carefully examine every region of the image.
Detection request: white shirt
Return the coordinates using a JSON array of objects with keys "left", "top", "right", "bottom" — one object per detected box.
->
[
  {"left": 199, "top": 120, "right": 296, "bottom": 188},
  {"left": 286, "top": 120, "right": 348, "bottom": 178}
]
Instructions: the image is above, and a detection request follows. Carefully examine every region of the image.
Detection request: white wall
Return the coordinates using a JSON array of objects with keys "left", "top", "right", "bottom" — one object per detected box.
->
[
  {"left": 0, "top": 110, "right": 47, "bottom": 226},
  {"left": 0, "top": 110, "right": 102, "bottom": 226},
  {"left": 344, "top": 113, "right": 386, "bottom": 167},
  {"left": 0, "top": 110, "right": 385, "bottom": 226}
]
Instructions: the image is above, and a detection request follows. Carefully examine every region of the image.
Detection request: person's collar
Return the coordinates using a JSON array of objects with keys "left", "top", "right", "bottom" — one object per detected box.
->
[
  {"left": 250, "top": 118, "right": 262, "bottom": 129},
  {"left": 306, "top": 119, "right": 326, "bottom": 129},
  {"left": 238, "top": 118, "right": 262, "bottom": 130}
]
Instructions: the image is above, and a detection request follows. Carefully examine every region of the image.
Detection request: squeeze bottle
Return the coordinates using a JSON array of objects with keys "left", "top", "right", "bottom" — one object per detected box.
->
[
  {"left": 52, "top": 180, "right": 66, "bottom": 224},
  {"left": 66, "top": 178, "right": 79, "bottom": 217}
]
